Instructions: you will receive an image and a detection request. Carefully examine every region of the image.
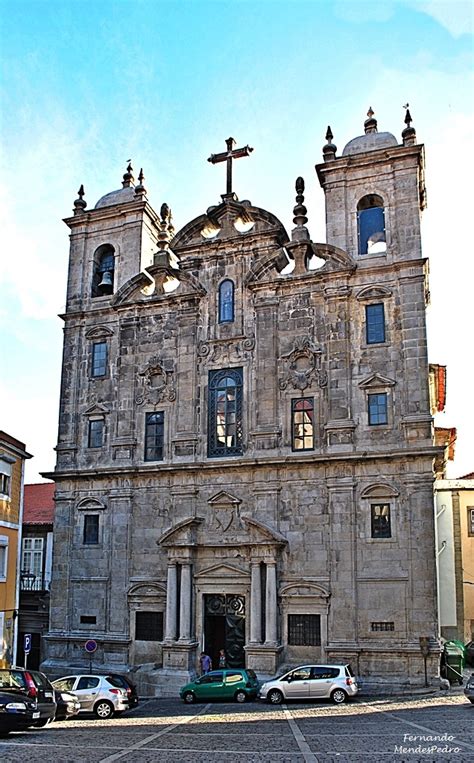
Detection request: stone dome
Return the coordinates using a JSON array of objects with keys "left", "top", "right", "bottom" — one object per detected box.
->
[
  {"left": 94, "top": 186, "right": 136, "bottom": 209},
  {"left": 342, "top": 131, "right": 398, "bottom": 156}
]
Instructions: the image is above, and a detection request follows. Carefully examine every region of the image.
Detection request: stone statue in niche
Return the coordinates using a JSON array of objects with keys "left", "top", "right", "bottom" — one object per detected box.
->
[
  {"left": 279, "top": 335, "right": 327, "bottom": 391},
  {"left": 136, "top": 356, "right": 176, "bottom": 405}
]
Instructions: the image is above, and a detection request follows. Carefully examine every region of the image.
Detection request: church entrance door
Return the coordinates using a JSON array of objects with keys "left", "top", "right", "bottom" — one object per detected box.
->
[{"left": 204, "top": 594, "right": 245, "bottom": 669}]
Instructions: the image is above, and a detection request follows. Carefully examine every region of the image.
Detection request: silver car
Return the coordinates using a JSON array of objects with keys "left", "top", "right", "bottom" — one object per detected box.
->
[
  {"left": 259, "top": 664, "right": 358, "bottom": 705},
  {"left": 464, "top": 673, "right": 474, "bottom": 704},
  {"left": 52, "top": 675, "right": 129, "bottom": 718}
]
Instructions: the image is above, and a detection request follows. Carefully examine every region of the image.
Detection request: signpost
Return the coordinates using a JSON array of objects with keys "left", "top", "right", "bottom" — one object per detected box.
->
[
  {"left": 84, "top": 639, "right": 98, "bottom": 674},
  {"left": 23, "top": 633, "right": 32, "bottom": 669}
]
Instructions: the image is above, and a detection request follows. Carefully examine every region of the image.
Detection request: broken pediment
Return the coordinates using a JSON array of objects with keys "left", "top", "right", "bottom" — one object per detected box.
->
[
  {"left": 112, "top": 267, "right": 206, "bottom": 306},
  {"left": 358, "top": 373, "right": 396, "bottom": 389},
  {"left": 245, "top": 241, "right": 355, "bottom": 285},
  {"left": 158, "top": 517, "right": 204, "bottom": 547},
  {"left": 157, "top": 514, "right": 287, "bottom": 549}
]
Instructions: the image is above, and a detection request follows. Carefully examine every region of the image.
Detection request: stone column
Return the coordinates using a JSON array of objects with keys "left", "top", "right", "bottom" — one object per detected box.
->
[
  {"left": 250, "top": 562, "right": 262, "bottom": 643},
  {"left": 179, "top": 563, "right": 192, "bottom": 641},
  {"left": 165, "top": 563, "right": 178, "bottom": 641},
  {"left": 265, "top": 561, "right": 278, "bottom": 644}
]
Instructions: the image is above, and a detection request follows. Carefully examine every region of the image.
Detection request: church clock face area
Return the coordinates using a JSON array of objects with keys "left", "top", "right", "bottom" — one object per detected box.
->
[{"left": 44, "top": 111, "right": 441, "bottom": 695}]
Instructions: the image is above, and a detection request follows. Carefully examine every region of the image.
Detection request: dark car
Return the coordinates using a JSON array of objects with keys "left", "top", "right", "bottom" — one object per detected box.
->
[
  {"left": 0, "top": 668, "right": 56, "bottom": 727},
  {"left": 107, "top": 674, "right": 139, "bottom": 708},
  {"left": 54, "top": 689, "right": 81, "bottom": 721},
  {"left": 180, "top": 669, "right": 259, "bottom": 704},
  {"left": 465, "top": 641, "right": 474, "bottom": 667},
  {"left": 0, "top": 689, "right": 39, "bottom": 735}
]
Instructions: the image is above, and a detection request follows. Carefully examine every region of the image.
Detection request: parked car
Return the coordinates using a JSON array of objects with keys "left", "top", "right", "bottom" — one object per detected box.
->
[
  {"left": 0, "top": 668, "right": 56, "bottom": 726},
  {"left": 52, "top": 675, "right": 129, "bottom": 718},
  {"left": 465, "top": 641, "right": 474, "bottom": 667},
  {"left": 180, "top": 669, "right": 259, "bottom": 704},
  {"left": 54, "top": 689, "right": 81, "bottom": 721},
  {"left": 107, "top": 673, "right": 139, "bottom": 708},
  {"left": 258, "top": 664, "right": 358, "bottom": 705},
  {"left": 464, "top": 673, "right": 474, "bottom": 704},
  {"left": 0, "top": 689, "right": 40, "bottom": 735}
]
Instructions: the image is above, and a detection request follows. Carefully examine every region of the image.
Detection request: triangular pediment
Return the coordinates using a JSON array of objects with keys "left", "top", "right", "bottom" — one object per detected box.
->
[
  {"left": 208, "top": 491, "right": 241, "bottom": 507},
  {"left": 194, "top": 563, "right": 249, "bottom": 580},
  {"left": 83, "top": 403, "right": 110, "bottom": 416},
  {"left": 359, "top": 373, "right": 396, "bottom": 389}
]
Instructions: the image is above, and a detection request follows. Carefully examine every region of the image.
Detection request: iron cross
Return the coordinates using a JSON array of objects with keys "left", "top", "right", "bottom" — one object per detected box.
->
[{"left": 207, "top": 137, "right": 254, "bottom": 196}]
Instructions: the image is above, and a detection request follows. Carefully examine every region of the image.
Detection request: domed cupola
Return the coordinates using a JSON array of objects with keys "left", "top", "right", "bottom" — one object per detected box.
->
[
  {"left": 94, "top": 162, "right": 139, "bottom": 209},
  {"left": 342, "top": 108, "right": 398, "bottom": 156}
]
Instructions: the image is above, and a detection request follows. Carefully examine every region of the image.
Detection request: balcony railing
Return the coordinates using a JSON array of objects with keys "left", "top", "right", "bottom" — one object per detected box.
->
[{"left": 20, "top": 571, "right": 48, "bottom": 592}]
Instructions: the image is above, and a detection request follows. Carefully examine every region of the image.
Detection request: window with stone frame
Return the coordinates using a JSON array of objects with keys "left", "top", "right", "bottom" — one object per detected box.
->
[
  {"left": 208, "top": 368, "right": 243, "bottom": 457},
  {"left": 83, "top": 514, "right": 99, "bottom": 545},
  {"left": 91, "top": 244, "right": 115, "bottom": 297},
  {"left": 144, "top": 412, "right": 164, "bottom": 461},
  {"left": 91, "top": 341, "right": 108, "bottom": 377},
  {"left": 218, "top": 279, "right": 235, "bottom": 323},
  {"left": 0, "top": 474, "right": 10, "bottom": 497},
  {"left": 468, "top": 507, "right": 474, "bottom": 537},
  {"left": 371, "top": 503, "right": 391, "bottom": 539},
  {"left": 365, "top": 303, "right": 386, "bottom": 344},
  {"left": 368, "top": 392, "right": 388, "bottom": 425},
  {"left": 88, "top": 418, "right": 104, "bottom": 448},
  {"left": 135, "top": 610, "right": 163, "bottom": 641},
  {"left": 288, "top": 614, "right": 321, "bottom": 646},
  {"left": 291, "top": 398, "right": 314, "bottom": 451},
  {"left": 0, "top": 537, "right": 8, "bottom": 581}
]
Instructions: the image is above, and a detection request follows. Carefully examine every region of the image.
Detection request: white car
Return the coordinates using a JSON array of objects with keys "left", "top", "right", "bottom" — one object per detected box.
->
[
  {"left": 464, "top": 673, "right": 474, "bottom": 704},
  {"left": 259, "top": 664, "right": 359, "bottom": 705},
  {"left": 52, "top": 675, "right": 129, "bottom": 718}
]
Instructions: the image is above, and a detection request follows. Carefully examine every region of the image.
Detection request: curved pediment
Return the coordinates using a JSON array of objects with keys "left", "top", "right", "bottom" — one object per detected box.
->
[
  {"left": 280, "top": 581, "right": 330, "bottom": 599},
  {"left": 361, "top": 483, "right": 399, "bottom": 499},
  {"left": 128, "top": 582, "right": 166, "bottom": 597},
  {"left": 356, "top": 284, "right": 392, "bottom": 301},
  {"left": 112, "top": 266, "right": 206, "bottom": 306},
  {"left": 85, "top": 325, "right": 114, "bottom": 339},
  {"left": 76, "top": 496, "right": 106, "bottom": 511}
]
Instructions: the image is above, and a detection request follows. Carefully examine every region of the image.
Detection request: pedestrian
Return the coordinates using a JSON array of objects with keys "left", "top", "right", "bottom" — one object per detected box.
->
[
  {"left": 200, "top": 652, "right": 212, "bottom": 674},
  {"left": 218, "top": 649, "right": 226, "bottom": 668}
]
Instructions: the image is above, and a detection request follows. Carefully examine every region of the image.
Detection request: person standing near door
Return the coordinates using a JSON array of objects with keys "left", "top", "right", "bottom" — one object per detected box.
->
[
  {"left": 218, "top": 649, "right": 226, "bottom": 668},
  {"left": 200, "top": 652, "right": 212, "bottom": 675}
]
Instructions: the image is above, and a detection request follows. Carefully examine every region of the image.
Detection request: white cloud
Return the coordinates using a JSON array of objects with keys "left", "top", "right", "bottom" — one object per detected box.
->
[{"left": 409, "top": 1, "right": 474, "bottom": 38}]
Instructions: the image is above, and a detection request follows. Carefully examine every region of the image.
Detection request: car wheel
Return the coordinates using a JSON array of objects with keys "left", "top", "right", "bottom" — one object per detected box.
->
[
  {"left": 183, "top": 691, "right": 195, "bottom": 704},
  {"left": 94, "top": 700, "right": 114, "bottom": 719},
  {"left": 235, "top": 690, "right": 247, "bottom": 703},
  {"left": 267, "top": 689, "right": 284, "bottom": 705},
  {"left": 468, "top": 698, "right": 474, "bottom": 704},
  {"left": 35, "top": 717, "right": 53, "bottom": 727},
  {"left": 331, "top": 689, "right": 347, "bottom": 705}
]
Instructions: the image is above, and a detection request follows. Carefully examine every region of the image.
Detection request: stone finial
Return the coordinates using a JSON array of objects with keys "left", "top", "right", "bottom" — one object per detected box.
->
[
  {"left": 322, "top": 125, "right": 337, "bottom": 162},
  {"left": 364, "top": 106, "right": 378, "bottom": 134},
  {"left": 291, "top": 177, "right": 310, "bottom": 242},
  {"left": 402, "top": 103, "right": 417, "bottom": 146},
  {"left": 154, "top": 202, "right": 175, "bottom": 260},
  {"left": 73, "top": 184, "right": 87, "bottom": 215},
  {"left": 122, "top": 161, "right": 135, "bottom": 188},
  {"left": 134, "top": 168, "right": 147, "bottom": 198}
]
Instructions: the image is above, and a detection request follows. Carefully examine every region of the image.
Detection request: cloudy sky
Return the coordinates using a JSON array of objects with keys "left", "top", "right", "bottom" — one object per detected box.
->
[{"left": 1, "top": 0, "right": 472, "bottom": 483}]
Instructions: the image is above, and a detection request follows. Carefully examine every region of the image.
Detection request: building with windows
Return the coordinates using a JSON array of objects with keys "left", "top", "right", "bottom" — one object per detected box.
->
[
  {"left": 44, "top": 110, "right": 444, "bottom": 693},
  {"left": 0, "top": 431, "right": 31, "bottom": 667},
  {"left": 17, "top": 483, "right": 54, "bottom": 669}
]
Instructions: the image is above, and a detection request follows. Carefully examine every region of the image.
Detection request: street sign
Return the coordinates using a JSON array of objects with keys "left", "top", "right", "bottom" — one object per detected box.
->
[
  {"left": 85, "top": 639, "right": 98, "bottom": 654},
  {"left": 23, "top": 633, "right": 32, "bottom": 655}
]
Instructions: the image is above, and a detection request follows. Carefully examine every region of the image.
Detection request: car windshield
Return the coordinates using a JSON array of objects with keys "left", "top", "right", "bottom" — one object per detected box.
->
[
  {"left": 246, "top": 670, "right": 257, "bottom": 681},
  {"left": 107, "top": 676, "right": 127, "bottom": 689}
]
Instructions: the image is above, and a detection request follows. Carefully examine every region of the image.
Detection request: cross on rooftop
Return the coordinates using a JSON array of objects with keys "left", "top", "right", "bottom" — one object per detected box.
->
[{"left": 207, "top": 137, "right": 254, "bottom": 198}]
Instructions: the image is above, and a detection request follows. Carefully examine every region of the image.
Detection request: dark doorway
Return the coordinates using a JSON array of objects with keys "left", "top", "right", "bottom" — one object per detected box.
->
[{"left": 204, "top": 594, "right": 245, "bottom": 669}]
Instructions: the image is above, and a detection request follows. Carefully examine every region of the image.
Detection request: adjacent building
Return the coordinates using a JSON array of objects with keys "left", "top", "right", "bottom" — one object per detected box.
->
[
  {"left": 0, "top": 431, "right": 31, "bottom": 667},
  {"left": 44, "top": 109, "right": 444, "bottom": 693}
]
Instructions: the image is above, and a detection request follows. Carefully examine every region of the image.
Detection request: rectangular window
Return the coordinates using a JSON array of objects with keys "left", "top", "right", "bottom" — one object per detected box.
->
[
  {"left": 21, "top": 538, "right": 44, "bottom": 589},
  {"left": 91, "top": 342, "right": 108, "bottom": 377},
  {"left": 371, "top": 503, "right": 391, "bottom": 538},
  {"left": 366, "top": 303, "right": 385, "bottom": 344},
  {"left": 368, "top": 393, "right": 388, "bottom": 425},
  {"left": 80, "top": 615, "right": 97, "bottom": 624},
  {"left": 208, "top": 368, "right": 243, "bottom": 457},
  {"left": 288, "top": 614, "right": 321, "bottom": 646},
  {"left": 371, "top": 621, "right": 395, "bottom": 632},
  {"left": 88, "top": 419, "right": 104, "bottom": 448},
  {"left": 145, "top": 412, "right": 164, "bottom": 461},
  {"left": 292, "top": 398, "right": 314, "bottom": 451},
  {"left": 0, "top": 539, "right": 8, "bottom": 580},
  {"left": 83, "top": 514, "right": 99, "bottom": 545},
  {"left": 468, "top": 507, "right": 474, "bottom": 537},
  {"left": 135, "top": 611, "right": 164, "bottom": 641},
  {"left": 0, "top": 474, "right": 10, "bottom": 496}
]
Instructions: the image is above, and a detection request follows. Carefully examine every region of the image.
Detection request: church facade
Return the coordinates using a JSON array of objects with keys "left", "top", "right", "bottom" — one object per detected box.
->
[{"left": 44, "top": 110, "right": 443, "bottom": 693}]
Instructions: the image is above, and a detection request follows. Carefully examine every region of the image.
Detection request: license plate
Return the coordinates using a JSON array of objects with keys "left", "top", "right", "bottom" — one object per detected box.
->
[
  {"left": 33, "top": 712, "right": 40, "bottom": 719},
  {"left": 44, "top": 692, "right": 53, "bottom": 698}
]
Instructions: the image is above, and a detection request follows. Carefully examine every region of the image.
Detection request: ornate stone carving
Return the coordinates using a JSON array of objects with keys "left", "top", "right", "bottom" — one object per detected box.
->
[
  {"left": 136, "top": 356, "right": 176, "bottom": 405},
  {"left": 279, "top": 335, "right": 327, "bottom": 391},
  {"left": 197, "top": 336, "right": 255, "bottom": 364}
]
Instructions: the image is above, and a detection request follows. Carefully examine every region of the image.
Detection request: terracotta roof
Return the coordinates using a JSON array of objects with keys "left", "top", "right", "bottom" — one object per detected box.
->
[
  {"left": 459, "top": 471, "right": 474, "bottom": 480},
  {"left": 24, "top": 483, "right": 55, "bottom": 524}
]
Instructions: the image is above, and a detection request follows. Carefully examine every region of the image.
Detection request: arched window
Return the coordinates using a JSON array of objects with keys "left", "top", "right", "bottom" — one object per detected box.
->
[
  {"left": 92, "top": 244, "right": 115, "bottom": 297},
  {"left": 218, "top": 279, "right": 234, "bottom": 323},
  {"left": 357, "top": 195, "right": 386, "bottom": 255},
  {"left": 208, "top": 368, "right": 243, "bottom": 457}
]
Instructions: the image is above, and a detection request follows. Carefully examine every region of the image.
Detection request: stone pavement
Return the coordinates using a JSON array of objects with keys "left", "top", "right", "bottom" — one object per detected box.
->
[{"left": 0, "top": 693, "right": 472, "bottom": 763}]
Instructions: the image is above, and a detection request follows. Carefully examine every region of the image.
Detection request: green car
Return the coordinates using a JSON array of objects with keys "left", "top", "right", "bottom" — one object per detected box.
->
[{"left": 180, "top": 669, "right": 259, "bottom": 704}]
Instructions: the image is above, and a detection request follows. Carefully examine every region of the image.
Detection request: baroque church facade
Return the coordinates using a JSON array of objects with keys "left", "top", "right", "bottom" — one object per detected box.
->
[{"left": 44, "top": 110, "right": 443, "bottom": 693}]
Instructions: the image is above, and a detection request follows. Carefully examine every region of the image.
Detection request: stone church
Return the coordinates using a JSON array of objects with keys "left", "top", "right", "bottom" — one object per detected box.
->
[{"left": 44, "top": 109, "right": 443, "bottom": 693}]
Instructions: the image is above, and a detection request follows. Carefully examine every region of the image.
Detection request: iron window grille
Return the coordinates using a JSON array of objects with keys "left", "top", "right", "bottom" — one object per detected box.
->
[
  {"left": 288, "top": 614, "right": 321, "bottom": 646},
  {"left": 371, "top": 622, "right": 395, "bottom": 632},
  {"left": 83, "top": 514, "right": 99, "bottom": 545},
  {"left": 208, "top": 368, "right": 243, "bottom": 457},
  {"left": 371, "top": 503, "right": 392, "bottom": 538},
  {"left": 145, "top": 412, "right": 164, "bottom": 461},
  {"left": 88, "top": 419, "right": 104, "bottom": 448},
  {"left": 366, "top": 303, "right": 386, "bottom": 344},
  {"left": 368, "top": 393, "right": 388, "bottom": 425},
  {"left": 218, "top": 279, "right": 235, "bottom": 323},
  {"left": 292, "top": 398, "right": 314, "bottom": 451},
  {"left": 91, "top": 341, "right": 108, "bottom": 377},
  {"left": 135, "top": 611, "right": 164, "bottom": 641}
]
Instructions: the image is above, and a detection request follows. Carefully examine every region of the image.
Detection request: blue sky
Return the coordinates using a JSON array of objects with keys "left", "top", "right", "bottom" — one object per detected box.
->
[{"left": 1, "top": 0, "right": 472, "bottom": 481}]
